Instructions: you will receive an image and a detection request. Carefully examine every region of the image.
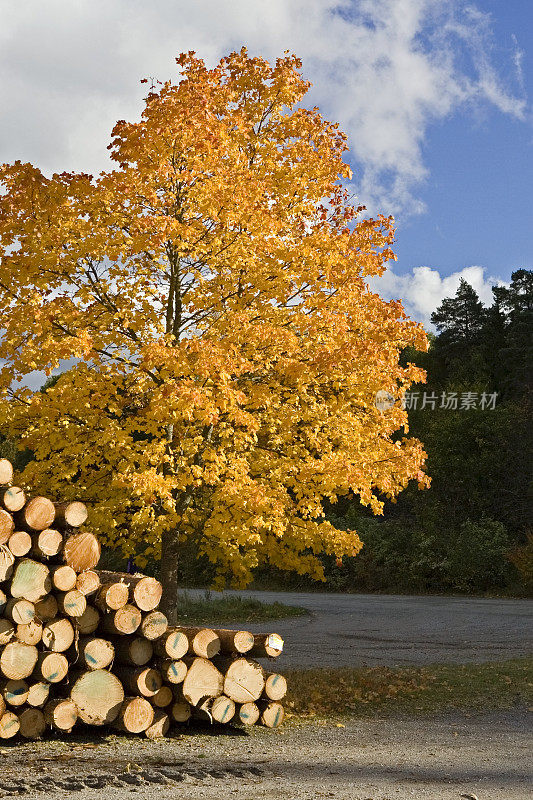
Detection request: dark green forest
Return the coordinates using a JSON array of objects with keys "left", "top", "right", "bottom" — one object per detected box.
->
[{"left": 2, "top": 270, "right": 531, "bottom": 595}]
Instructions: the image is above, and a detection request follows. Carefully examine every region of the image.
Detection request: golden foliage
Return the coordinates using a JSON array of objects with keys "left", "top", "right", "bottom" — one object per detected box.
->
[{"left": 0, "top": 49, "right": 429, "bottom": 586}]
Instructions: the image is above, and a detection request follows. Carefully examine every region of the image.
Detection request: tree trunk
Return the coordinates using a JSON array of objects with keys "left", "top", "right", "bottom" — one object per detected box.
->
[{"left": 159, "top": 528, "right": 179, "bottom": 624}]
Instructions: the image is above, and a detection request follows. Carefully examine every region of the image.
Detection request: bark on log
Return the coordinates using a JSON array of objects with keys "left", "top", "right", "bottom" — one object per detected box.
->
[
  {"left": 213, "top": 629, "right": 254, "bottom": 654},
  {"left": 145, "top": 709, "right": 169, "bottom": 739},
  {"left": 16, "top": 497, "right": 55, "bottom": 531},
  {"left": 263, "top": 673, "right": 287, "bottom": 701},
  {"left": 34, "top": 594, "right": 59, "bottom": 622},
  {"left": 181, "top": 657, "right": 224, "bottom": 706},
  {"left": 34, "top": 652, "right": 69, "bottom": 683},
  {"left": 75, "top": 605, "right": 100, "bottom": 635},
  {"left": 0, "top": 643, "right": 38, "bottom": 679},
  {"left": 2, "top": 487, "right": 26, "bottom": 513},
  {"left": 170, "top": 700, "right": 191, "bottom": 723},
  {"left": 69, "top": 669, "right": 124, "bottom": 725},
  {"left": 50, "top": 565, "right": 77, "bottom": 592},
  {"left": 63, "top": 531, "right": 101, "bottom": 572},
  {"left": 0, "top": 587, "right": 6, "bottom": 614},
  {"left": 0, "top": 459, "right": 14, "bottom": 486},
  {"left": 258, "top": 700, "right": 285, "bottom": 728},
  {"left": 247, "top": 633, "right": 284, "bottom": 659},
  {"left": 139, "top": 610, "right": 168, "bottom": 641},
  {"left": 216, "top": 657, "right": 265, "bottom": 704},
  {"left": 0, "top": 619, "right": 14, "bottom": 646},
  {"left": 44, "top": 698, "right": 77, "bottom": 732},
  {"left": 32, "top": 528, "right": 63, "bottom": 558},
  {"left": 100, "top": 604, "right": 142, "bottom": 636},
  {"left": 0, "top": 510, "right": 15, "bottom": 544},
  {"left": 116, "top": 666, "right": 162, "bottom": 697},
  {"left": 19, "top": 707, "right": 46, "bottom": 738},
  {"left": 16, "top": 620, "right": 43, "bottom": 646},
  {"left": 76, "top": 637, "right": 114, "bottom": 670},
  {"left": 158, "top": 658, "right": 187, "bottom": 685},
  {"left": 151, "top": 686, "right": 173, "bottom": 708},
  {"left": 10, "top": 558, "right": 51, "bottom": 602},
  {"left": 95, "top": 582, "right": 129, "bottom": 612},
  {"left": 113, "top": 696, "right": 154, "bottom": 734},
  {"left": 57, "top": 589, "right": 87, "bottom": 618},
  {"left": 2, "top": 679, "right": 28, "bottom": 707},
  {"left": 0, "top": 545, "right": 15, "bottom": 581},
  {"left": 75, "top": 570, "right": 100, "bottom": 597},
  {"left": 0, "top": 710, "right": 20, "bottom": 738},
  {"left": 26, "top": 681, "right": 50, "bottom": 708},
  {"left": 153, "top": 629, "right": 188, "bottom": 659},
  {"left": 8, "top": 530, "right": 32, "bottom": 557},
  {"left": 5, "top": 598, "right": 35, "bottom": 625},
  {"left": 42, "top": 618, "right": 75, "bottom": 652},
  {"left": 53, "top": 502, "right": 88, "bottom": 528},
  {"left": 237, "top": 702, "right": 260, "bottom": 726},
  {"left": 113, "top": 637, "right": 153, "bottom": 666},
  {"left": 96, "top": 571, "right": 163, "bottom": 612}
]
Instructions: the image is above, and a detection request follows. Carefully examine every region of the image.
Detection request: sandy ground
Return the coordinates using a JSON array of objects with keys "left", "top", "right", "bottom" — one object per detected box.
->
[
  {"left": 0, "top": 709, "right": 530, "bottom": 800},
  {"left": 186, "top": 589, "right": 533, "bottom": 667}
]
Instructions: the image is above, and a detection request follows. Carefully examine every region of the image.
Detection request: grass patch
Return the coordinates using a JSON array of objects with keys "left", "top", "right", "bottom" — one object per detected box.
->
[
  {"left": 175, "top": 590, "right": 307, "bottom": 625},
  {"left": 285, "top": 657, "right": 533, "bottom": 719}
]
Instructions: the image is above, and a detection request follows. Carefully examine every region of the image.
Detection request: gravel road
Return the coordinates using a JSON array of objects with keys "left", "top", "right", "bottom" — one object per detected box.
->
[
  {"left": 0, "top": 709, "right": 530, "bottom": 799},
  {"left": 187, "top": 589, "right": 533, "bottom": 667}
]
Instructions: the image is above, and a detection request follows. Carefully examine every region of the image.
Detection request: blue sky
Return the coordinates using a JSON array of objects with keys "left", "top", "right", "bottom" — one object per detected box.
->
[{"left": 0, "top": 0, "right": 531, "bottom": 330}]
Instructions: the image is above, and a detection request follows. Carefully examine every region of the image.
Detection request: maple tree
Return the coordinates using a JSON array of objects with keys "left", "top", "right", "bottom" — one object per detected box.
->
[{"left": 0, "top": 50, "right": 429, "bottom": 620}]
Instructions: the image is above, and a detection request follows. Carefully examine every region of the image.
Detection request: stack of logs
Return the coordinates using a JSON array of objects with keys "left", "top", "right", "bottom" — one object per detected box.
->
[{"left": 0, "top": 458, "right": 286, "bottom": 740}]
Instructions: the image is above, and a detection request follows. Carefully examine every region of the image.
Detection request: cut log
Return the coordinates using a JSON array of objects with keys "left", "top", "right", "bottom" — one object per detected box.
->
[
  {"left": 35, "top": 652, "right": 69, "bottom": 683},
  {"left": 2, "top": 486, "right": 26, "bottom": 512},
  {"left": 116, "top": 666, "right": 162, "bottom": 697},
  {"left": 42, "top": 617, "right": 75, "bottom": 652},
  {"left": 145, "top": 709, "right": 169, "bottom": 739},
  {"left": 113, "top": 637, "right": 153, "bottom": 666},
  {"left": 75, "top": 570, "right": 100, "bottom": 597},
  {"left": 181, "top": 657, "right": 224, "bottom": 706},
  {"left": 140, "top": 610, "right": 168, "bottom": 641},
  {"left": 248, "top": 633, "right": 284, "bottom": 659},
  {"left": 217, "top": 657, "right": 265, "bottom": 704},
  {"left": 5, "top": 598, "right": 35, "bottom": 625},
  {"left": 26, "top": 681, "right": 50, "bottom": 708},
  {"left": 8, "top": 530, "right": 32, "bottom": 557},
  {"left": 263, "top": 672, "right": 287, "bottom": 701},
  {"left": 2, "top": 679, "right": 28, "bottom": 707},
  {"left": 0, "top": 619, "right": 15, "bottom": 646},
  {"left": 32, "top": 528, "right": 63, "bottom": 558},
  {"left": 113, "top": 696, "right": 154, "bottom": 734},
  {"left": 100, "top": 604, "right": 142, "bottom": 636},
  {"left": 75, "top": 605, "right": 100, "bottom": 635},
  {"left": 151, "top": 686, "right": 173, "bottom": 708},
  {"left": 16, "top": 497, "right": 55, "bottom": 531},
  {"left": 19, "top": 707, "right": 46, "bottom": 738},
  {"left": 0, "top": 710, "right": 20, "bottom": 738},
  {"left": 96, "top": 571, "right": 163, "bottom": 612},
  {"left": 0, "top": 510, "right": 15, "bottom": 544},
  {"left": 57, "top": 589, "right": 87, "bottom": 618},
  {"left": 53, "top": 502, "right": 88, "bottom": 528},
  {"left": 258, "top": 700, "right": 285, "bottom": 728},
  {"left": 10, "top": 558, "right": 51, "bottom": 602},
  {"left": 76, "top": 637, "right": 114, "bottom": 670},
  {"left": 70, "top": 669, "right": 124, "bottom": 725},
  {"left": 34, "top": 594, "right": 59, "bottom": 622},
  {"left": 170, "top": 699, "right": 191, "bottom": 723},
  {"left": 214, "top": 628, "right": 254, "bottom": 654},
  {"left": 0, "top": 545, "right": 15, "bottom": 581},
  {"left": 177, "top": 627, "right": 220, "bottom": 659},
  {"left": 237, "top": 702, "right": 260, "bottom": 726},
  {"left": 16, "top": 620, "right": 43, "bottom": 646},
  {"left": 193, "top": 695, "right": 235, "bottom": 725},
  {"left": 153, "top": 629, "right": 189, "bottom": 660},
  {"left": 95, "top": 582, "right": 129, "bottom": 612},
  {"left": 44, "top": 698, "right": 77, "bottom": 732},
  {"left": 63, "top": 531, "right": 101, "bottom": 572},
  {"left": 0, "top": 459, "right": 14, "bottom": 486},
  {"left": 158, "top": 658, "right": 187, "bottom": 685},
  {"left": 0, "top": 642, "right": 38, "bottom": 679},
  {"left": 50, "top": 565, "right": 77, "bottom": 592}
]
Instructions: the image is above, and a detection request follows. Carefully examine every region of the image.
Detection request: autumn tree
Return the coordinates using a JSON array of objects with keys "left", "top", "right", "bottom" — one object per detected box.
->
[{"left": 0, "top": 50, "right": 429, "bottom": 620}]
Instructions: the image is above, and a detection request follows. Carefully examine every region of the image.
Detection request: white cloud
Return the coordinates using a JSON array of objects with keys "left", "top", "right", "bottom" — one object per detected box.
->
[
  {"left": 368, "top": 264, "right": 508, "bottom": 329},
  {"left": 0, "top": 0, "right": 527, "bottom": 218}
]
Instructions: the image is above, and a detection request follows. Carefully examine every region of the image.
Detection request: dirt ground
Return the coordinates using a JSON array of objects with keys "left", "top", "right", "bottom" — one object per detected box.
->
[{"left": 0, "top": 708, "right": 530, "bottom": 800}]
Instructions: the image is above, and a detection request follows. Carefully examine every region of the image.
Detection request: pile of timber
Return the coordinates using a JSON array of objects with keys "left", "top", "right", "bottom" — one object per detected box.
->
[{"left": 0, "top": 458, "right": 286, "bottom": 740}]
